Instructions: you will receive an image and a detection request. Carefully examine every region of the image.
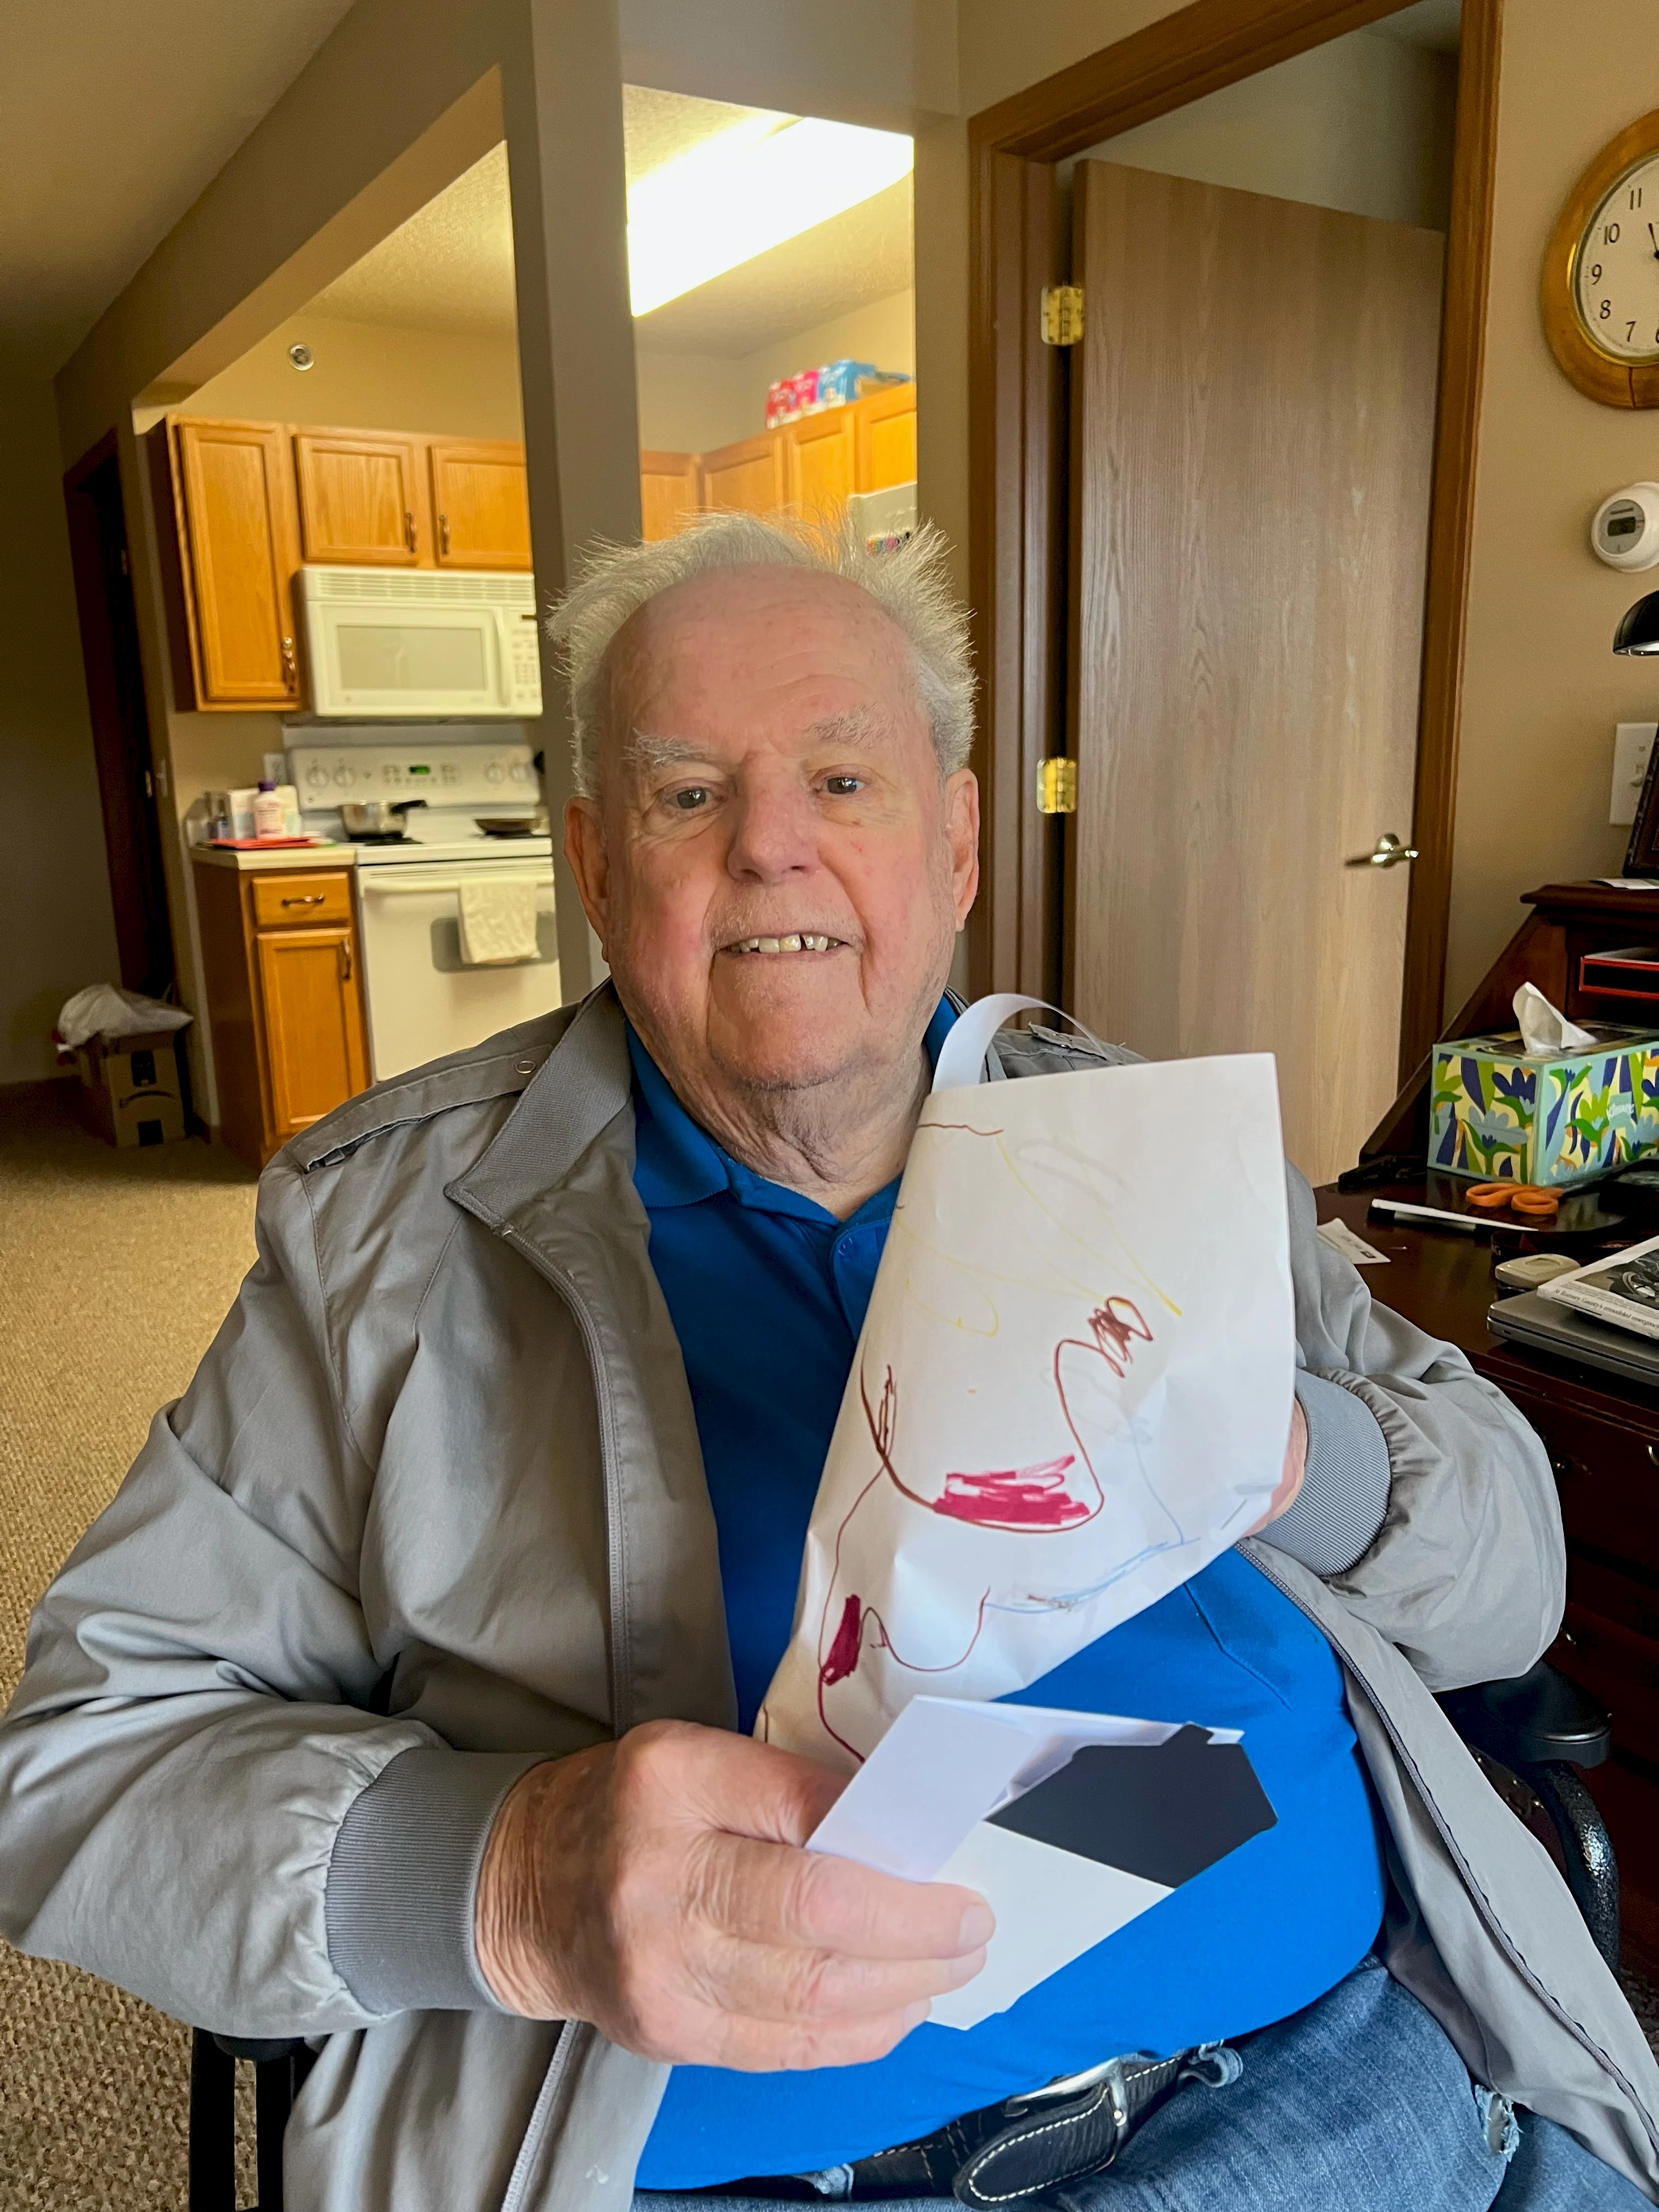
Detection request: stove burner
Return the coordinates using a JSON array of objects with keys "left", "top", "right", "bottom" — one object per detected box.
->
[{"left": 353, "top": 831, "right": 415, "bottom": 845}]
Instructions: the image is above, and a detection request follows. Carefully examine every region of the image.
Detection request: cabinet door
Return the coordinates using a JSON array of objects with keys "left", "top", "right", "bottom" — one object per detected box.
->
[
  {"left": 640, "top": 450, "right": 700, "bottom": 541},
  {"left": 854, "top": 383, "right": 917, "bottom": 492},
  {"left": 255, "top": 923, "right": 369, "bottom": 1142},
  {"left": 698, "top": 432, "right": 786, "bottom": 517},
  {"left": 428, "top": 438, "right": 533, "bottom": 569},
  {"left": 294, "top": 429, "right": 424, "bottom": 564},
  {"left": 172, "top": 419, "right": 302, "bottom": 707},
  {"left": 784, "top": 408, "right": 856, "bottom": 517}
]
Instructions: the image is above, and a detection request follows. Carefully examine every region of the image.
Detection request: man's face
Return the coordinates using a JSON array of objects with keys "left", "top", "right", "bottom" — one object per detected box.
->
[{"left": 565, "top": 566, "right": 979, "bottom": 1105}]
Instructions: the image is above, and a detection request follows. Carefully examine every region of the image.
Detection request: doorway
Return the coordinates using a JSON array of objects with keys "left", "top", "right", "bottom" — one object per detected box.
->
[
  {"left": 62, "top": 437, "right": 174, "bottom": 998},
  {"left": 968, "top": 0, "right": 1497, "bottom": 1183}
]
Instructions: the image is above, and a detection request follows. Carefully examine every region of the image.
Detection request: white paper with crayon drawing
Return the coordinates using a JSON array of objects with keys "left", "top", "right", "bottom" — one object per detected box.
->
[{"left": 756, "top": 998, "right": 1295, "bottom": 1770}]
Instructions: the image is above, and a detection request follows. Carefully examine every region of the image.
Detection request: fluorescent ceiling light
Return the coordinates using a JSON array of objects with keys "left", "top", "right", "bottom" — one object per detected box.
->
[{"left": 628, "top": 116, "right": 913, "bottom": 317}]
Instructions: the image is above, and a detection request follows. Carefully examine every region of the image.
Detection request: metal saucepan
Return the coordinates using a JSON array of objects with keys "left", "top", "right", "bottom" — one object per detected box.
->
[{"left": 339, "top": 799, "right": 427, "bottom": 836}]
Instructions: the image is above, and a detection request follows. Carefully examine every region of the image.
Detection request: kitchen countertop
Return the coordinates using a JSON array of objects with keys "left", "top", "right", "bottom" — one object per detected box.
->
[{"left": 191, "top": 842, "right": 358, "bottom": 872}]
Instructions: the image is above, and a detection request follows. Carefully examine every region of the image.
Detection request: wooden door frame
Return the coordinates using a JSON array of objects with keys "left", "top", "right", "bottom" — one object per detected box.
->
[{"left": 967, "top": 0, "right": 1503, "bottom": 1082}]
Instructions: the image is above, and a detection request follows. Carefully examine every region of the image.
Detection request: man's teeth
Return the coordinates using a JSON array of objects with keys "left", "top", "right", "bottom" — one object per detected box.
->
[{"left": 730, "top": 934, "right": 842, "bottom": 954}]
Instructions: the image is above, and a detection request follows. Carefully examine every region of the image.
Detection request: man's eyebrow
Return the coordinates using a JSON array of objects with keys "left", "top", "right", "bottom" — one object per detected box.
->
[
  {"left": 622, "top": 709, "right": 893, "bottom": 778},
  {"left": 805, "top": 707, "right": 893, "bottom": 749},
  {"left": 621, "top": 730, "right": 711, "bottom": 779}
]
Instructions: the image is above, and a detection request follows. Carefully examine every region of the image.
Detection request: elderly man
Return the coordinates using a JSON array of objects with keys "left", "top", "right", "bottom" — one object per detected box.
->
[{"left": 2, "top": 517, "right": 1657, "bottom": 2212}]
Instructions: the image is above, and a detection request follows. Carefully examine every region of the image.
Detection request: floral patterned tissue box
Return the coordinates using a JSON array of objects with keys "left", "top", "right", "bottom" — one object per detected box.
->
[{"left": 1429, "top": 1026, "right": 1659, "bottom": 1185}]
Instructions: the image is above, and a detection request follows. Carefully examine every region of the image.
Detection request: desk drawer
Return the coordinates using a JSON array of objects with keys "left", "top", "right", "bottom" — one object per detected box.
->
[
  {"left": 251, "top": 872, "right": 353, "bottom": 927},
  {"left": 1500, "top": 1384, "right": 1659, "bottom": 1566}
]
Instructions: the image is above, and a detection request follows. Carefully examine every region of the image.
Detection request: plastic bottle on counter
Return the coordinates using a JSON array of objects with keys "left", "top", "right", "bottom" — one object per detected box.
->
[{"left": 252, "top": 781, "right": 287, "bottom": 840}]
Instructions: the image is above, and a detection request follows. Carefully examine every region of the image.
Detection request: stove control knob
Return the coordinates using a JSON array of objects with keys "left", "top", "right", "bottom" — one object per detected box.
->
[
  {"left": 334, "top": 766, "right": 353, "bottom": 788},
  {"left": 304, "top": 765, "right": 329, "bottom": 790},
  {"left": 486, "top": 762, "right": 505, "bottom": 783},
  {"left": 510, "top": 761, "right": 532, "bottom": 783}
]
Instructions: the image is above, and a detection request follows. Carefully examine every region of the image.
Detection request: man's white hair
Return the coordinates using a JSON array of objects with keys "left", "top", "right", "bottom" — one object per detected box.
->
[{"left": 545, "top": 509, "right": 977, "bottom": 799}]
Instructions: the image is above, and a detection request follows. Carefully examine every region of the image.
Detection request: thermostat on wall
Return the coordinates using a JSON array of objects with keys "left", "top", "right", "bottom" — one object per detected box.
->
[{"left": 1592, "top": 484, "right": 1659, "bottom": 569}]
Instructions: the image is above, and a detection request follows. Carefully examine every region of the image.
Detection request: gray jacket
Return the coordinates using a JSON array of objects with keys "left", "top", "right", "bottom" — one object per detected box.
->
[{"left": 3, "top": 988, "right": 1657, "bottom": 2209}]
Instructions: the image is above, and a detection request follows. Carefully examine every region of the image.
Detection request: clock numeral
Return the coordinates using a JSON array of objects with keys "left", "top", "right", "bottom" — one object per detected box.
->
[
  {"left": 1601, "top": 298, "right": 1613, "bottom": 320},
  {"left": 1628, "top": 322, "right": 1639, "bottom": 342},
  {"left": 1591, "top": 262, "right": 1604, "bottom": 283},
  {"left": 1633, "top": 187, "right": 1645, "bottom": 210},
  {"left": 1606, "top": 222, "right": 1622, "bottom": 244}
]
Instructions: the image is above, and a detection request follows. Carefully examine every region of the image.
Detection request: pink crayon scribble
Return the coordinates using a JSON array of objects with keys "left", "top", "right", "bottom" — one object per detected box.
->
[
  {"left": 935, "top": 1457, "right": 1091, "bottom": 1528},
  {"left": 816, "top": 1587, "right": 991, "bottom": 1760}
]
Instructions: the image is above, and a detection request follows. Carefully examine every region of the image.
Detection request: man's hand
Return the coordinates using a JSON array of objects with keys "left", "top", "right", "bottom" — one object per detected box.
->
[
  {"left": 1248, "top": 1393, "right": 1308, "bottom": 1536},
  {"left": 474, "top": 1719, "right": 993, "bottom": 2070}
]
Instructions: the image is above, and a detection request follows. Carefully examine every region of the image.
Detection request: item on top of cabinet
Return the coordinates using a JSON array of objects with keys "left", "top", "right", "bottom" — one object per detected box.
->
[
  {"left": 765, "top": 369, "right": 820, "bottom": 426},
  {"left": 228, "top": 783, "right": 302, "bottom": 839},
  {"left": 814, "top": 360, "right": 911, "bottom": 410},
  {"left": 252, "top": 782, "right": 287, "bottom": 839},
  {"left": 1429, "top": 1017, "right": 1659, "bottom": 1186}
]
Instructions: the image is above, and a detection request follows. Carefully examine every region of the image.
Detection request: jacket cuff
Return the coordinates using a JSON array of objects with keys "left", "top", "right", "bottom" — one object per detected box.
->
[
  {"left": 324, "top": 1744, "right": 549, "bottom": 2013},
  {"left": 1259, "top": 1374, "right": 1392, "bottom": 1578}
]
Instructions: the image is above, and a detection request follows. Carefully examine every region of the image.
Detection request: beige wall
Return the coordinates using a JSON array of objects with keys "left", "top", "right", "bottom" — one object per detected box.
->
[
  {"left": 635, "top": 287, "right": 914, "bottom": 452},
  {"left": 1447, "top": 0, "right": 1659, "bottom": 1009},
  {"left": 175, "top": 312, "right": 526, "bottom": 438},
  {"left": 1079, "top": 29, "right": 1455, "bottom": 232},
  {"left": 0, "top": 373, "right": 121, "bottom": 1085}
]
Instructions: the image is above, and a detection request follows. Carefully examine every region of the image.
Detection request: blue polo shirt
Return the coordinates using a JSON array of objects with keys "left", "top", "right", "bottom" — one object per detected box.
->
[{"left": 629, "top": 1011, "right": 1386, "bottom": 2190}]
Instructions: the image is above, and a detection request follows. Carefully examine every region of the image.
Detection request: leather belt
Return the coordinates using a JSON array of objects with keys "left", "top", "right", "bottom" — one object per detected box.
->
[{"left": 712, "top": 2042, "right": 1243, "bottom": 2205}]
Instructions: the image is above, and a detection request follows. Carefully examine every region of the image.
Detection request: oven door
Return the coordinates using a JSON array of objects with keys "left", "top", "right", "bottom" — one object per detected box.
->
[
  {"left": 356, "top": 865, "right": 561, "bottom": 1079},
  {"left": 303, "top": 598, "right": 513, "bottom": 718}
]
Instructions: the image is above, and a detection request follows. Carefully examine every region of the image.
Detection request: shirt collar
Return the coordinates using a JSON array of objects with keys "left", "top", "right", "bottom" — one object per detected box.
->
[{"left": 626, "top": 996, "right": 960, "bottom": 1222}]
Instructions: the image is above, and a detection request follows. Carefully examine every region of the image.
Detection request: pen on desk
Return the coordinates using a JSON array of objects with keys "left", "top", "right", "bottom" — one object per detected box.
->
[{"left": 1367, "top": 1198, "right": 1483, "bottom": 1233}]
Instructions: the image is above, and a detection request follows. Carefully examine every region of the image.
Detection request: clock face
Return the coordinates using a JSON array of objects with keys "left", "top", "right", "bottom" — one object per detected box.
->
[{"left": 1576, "top": 156, "right": 1659, "bottom": 359}]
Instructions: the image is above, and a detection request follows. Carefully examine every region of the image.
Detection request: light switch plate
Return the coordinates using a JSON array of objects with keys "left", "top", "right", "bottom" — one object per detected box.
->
[{"left": 1611, "top": 721, "right": 1658, "bottom": 825}]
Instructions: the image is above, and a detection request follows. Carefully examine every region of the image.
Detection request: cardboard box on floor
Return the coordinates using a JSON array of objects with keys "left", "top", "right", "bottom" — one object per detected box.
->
[{"left": 74, "top": 1029, "right": 187, "bottom": 1148}]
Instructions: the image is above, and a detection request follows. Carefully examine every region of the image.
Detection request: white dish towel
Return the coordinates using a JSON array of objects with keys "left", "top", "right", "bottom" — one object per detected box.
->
[{"left": 456, "top": 879, "right": 541, "bottom": 965}]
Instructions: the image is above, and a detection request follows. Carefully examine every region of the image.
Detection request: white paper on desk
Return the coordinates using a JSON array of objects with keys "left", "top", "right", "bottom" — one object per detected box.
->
[
  {"left": 757, "top": 996, "right": 1295, "bottom": 1769},
  {"left": 810, "top": 1696, "right": 1277, "bottom": 2027}
]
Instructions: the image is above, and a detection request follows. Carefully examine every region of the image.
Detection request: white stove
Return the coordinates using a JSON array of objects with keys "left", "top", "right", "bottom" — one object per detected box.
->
[{"left": 288, "top": 738, "right": 562, "bottom": 1080}]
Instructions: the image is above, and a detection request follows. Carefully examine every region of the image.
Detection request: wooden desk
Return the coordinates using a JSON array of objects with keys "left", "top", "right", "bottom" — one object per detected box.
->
[{"left": 1315, "top": 1177, "right": 1659, "bottom": 1971}]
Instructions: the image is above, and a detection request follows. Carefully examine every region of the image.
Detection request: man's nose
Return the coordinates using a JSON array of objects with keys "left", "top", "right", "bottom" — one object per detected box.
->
[{"left": 724, "top": 776, "right": 820, "bottom": 881}]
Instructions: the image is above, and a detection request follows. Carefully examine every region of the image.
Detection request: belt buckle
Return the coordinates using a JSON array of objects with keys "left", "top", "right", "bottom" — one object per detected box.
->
[{"left": 1005, "top": 2053, "right": 1131, "bottom": 2117}]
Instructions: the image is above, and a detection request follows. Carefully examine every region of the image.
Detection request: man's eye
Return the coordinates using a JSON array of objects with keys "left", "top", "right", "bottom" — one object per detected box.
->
[
  {"left": 823, "top": 775, "right": 864, "bottom": 797},
  {"left": 668, "top": 786, "right": 710, "bottom": 811}
]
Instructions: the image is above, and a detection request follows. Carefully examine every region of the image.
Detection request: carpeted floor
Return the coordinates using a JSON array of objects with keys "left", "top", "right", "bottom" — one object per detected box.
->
[
  {"left": 2, "top": 1079, "right": 1658, "bottom": 2210},
  {"left": 0, "top": 1080, "right": 258, "bottom": 2209}
]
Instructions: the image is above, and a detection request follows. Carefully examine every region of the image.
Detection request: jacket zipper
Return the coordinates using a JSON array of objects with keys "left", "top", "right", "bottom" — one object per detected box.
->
[{"left": 1245, "top": 1543, "right": 1659, "bottom": 2162}]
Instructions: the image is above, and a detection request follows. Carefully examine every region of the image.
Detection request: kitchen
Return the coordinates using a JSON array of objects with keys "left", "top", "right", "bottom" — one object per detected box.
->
[{"left": 104, "top": 93, "right": 917, "bottom": 1169}]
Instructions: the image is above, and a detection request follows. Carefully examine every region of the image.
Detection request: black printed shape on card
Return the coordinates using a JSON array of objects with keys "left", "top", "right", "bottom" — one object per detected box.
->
[{"left": 987, "top": 1725, "right": 1277, "bottom": 1888}]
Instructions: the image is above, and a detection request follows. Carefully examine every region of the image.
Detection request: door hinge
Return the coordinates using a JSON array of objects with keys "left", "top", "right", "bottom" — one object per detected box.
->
[
  {"left": 1040, "top": 285, "right": 1084, "bottom": 347},
  {"left": 1037, "top": 757, "right": 1077, "bottom": 814}
]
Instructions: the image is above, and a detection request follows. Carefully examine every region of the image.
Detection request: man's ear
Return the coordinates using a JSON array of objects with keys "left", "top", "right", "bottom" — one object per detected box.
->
[
  {"left": 944, "top": 769, "right": 981, "bottom": 929},
  {"left": 564, "top": 797, "right": 611, "bottom": 951}
]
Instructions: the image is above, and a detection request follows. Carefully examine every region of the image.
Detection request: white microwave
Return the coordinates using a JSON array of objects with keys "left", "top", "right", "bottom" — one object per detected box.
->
[{"left": 295, "top": 565, "right": 543, "bottom": 719}]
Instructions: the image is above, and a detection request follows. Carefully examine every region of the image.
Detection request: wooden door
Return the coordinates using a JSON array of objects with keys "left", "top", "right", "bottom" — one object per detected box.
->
[
  {"left": 294, "top": 428, "right": 424, "bottom": 564},
  {"left": 255, "top": 924, "right": 369, "bottom": 1142},
  {"left": 785, "top": 408, "right": 856, "bottom": 516},
  {"left": 640, "top": 450, "right": 700, "bottom": 541},
  {"left": 428, "top": 438, "right": 532, "bottom": 569},
  {"left": 854, "top": 384, "right": 917, "bottom": 491},
  {"left": 172, "top": 419, "right": 302, "bottom": 707},
  {"left": 1066, "top": 162, "right": 1443, "bottom": 1184},
  {"left": 699, "top": 432, "right": 786, "bottom": 517}
]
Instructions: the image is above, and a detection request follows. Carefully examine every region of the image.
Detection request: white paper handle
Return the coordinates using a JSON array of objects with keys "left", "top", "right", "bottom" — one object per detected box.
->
[{"left": 932, "top": 993, "right": 1109, "bottom": 1092}]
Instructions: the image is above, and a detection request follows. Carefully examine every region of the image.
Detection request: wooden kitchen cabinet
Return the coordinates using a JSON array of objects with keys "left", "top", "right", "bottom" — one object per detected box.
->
[
  {"left": 160, "top": 418, "right": 302, "bottom": 709},
  {"left": 698, "top": 432, "right": 788, "bottom": 518},
  {"left": 293, "top": 427, "right": 426, "bottom": 565},
  {"left": 783, "top": 407, "right": 857, "bottom": 517},
  {"left": 640, "top": 450, "right": 700, "bottom": 542},
  {"left": 854, "top": 381, "right": 917, "bottom": 492},
  {"left": 194, "top": 858, "right": 370, "bottom": 1168},
  {"left": 428, "top": 437, "right": 533, "bottom": 569}
]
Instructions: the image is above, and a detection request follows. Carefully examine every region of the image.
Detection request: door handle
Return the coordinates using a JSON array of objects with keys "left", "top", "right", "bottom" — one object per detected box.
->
[
  {"left": 281, "top": 893, "right": 326, "bottom": 907},
  {"left": 404, "top": 509, "right": 417, "bottom": 554},
  {"left": 1355, "top": 831, "right": 1419, "bottom": 869},
  {"left": 438, "top": 513, "right": 451, "bottom": 557},
  {"left": 280, "top": 634, "right": 297, "bottom": 690},
  {"left": 338, "top": 941, "right": 353, "bottom": 983}
]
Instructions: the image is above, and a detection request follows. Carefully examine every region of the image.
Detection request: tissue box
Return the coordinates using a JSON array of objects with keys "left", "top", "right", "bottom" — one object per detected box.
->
[
  {"left": 1429, "top": 1024, "right": 1659, "bottom": 1184},
  {"left": 75, "top": 1030, "right": 187, "bottom": 1149}
]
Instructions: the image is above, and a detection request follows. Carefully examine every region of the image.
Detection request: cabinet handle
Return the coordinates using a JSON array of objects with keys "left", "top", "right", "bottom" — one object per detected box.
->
[
  {"left": 280, "top": 634, "right": 297, "bottom": 689},
  {"left": 339, "top": 941, "right": 353, "bottom": 982},
  {"left": 438, "top": 512, "right": 450, "bottom": 557},
  {"left": 1647, "top": 1443, "right": 1659, "bottom": 1468},
  {"left": 281, "top": 893, "right": 325, "bottom": 907},
  {"left": 404, "top": 509, "right": 417, "bottom": 553}
]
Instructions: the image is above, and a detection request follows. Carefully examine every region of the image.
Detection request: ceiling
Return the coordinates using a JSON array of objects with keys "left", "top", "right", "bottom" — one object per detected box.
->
[
  {"left": 0, "top": 0, "right": 357, "bottom": 374},
  {"left": 306, "top": 85, "right": 914, "bottom": 361}
]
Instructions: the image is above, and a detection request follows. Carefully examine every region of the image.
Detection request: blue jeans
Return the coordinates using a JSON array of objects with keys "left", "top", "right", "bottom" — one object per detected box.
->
[{"left": 635, "top": 1955, "right": 1651, "bottom": 2209}]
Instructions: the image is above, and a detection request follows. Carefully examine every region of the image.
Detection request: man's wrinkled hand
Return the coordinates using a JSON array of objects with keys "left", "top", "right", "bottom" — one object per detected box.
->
[{"left": 473, "top": 1719, "right": 994, "bottom": 2070}]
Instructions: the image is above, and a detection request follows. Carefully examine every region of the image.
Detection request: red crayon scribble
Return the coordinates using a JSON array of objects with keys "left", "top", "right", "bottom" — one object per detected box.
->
[{"left": 811, "top": 1293, "right": 1153, "bottom": 1760}]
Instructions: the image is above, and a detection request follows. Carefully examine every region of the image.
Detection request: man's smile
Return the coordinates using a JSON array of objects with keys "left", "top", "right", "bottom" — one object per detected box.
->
[{"left": 721, "top": 933, "right": 848, "bottom": 956}]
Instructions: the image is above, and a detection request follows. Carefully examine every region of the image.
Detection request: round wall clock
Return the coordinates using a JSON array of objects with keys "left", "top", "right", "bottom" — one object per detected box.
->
[{"left": 1543, "top": 109, "right": 1659, "bottom": 407}]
